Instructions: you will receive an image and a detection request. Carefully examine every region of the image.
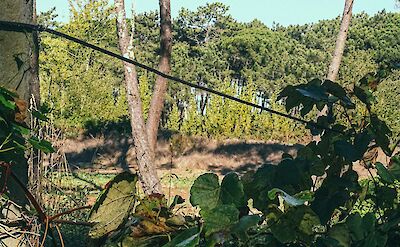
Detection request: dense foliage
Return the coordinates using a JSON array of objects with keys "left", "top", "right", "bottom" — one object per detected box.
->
[
  {"left": 87, "top": 75, "right": 400, "bottom": 246},
  {"left": 38, "top": 1, "right": 400, "bottom": 141}
]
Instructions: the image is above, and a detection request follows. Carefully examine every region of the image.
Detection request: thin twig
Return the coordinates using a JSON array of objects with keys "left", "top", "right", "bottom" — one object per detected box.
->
[
  {"left": 54, "top": 224, "right": 65, "bottom": 247},
  {"left": 39, "top": 219, "right": 48, "bottom": 247},
  {"left": 52, "top": 219, "right": 93, "bottom": 227},
  {"left": 48, "top": 205, "right": 91, "bottom": 221}
]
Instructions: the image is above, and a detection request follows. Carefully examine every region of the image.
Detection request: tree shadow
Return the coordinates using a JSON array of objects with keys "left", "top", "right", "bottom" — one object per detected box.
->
[
  {"left": 210, "top": 142, "right": 302, "bottom": 164},
  {"left": 65, "top": 119, "right": 176, "bottom": 171},
  {"left": 70, "top": 172, "right": 103, "bottom": 191},
  {"left": 208, "top": 163, "right": 258, "bottom": 175}
]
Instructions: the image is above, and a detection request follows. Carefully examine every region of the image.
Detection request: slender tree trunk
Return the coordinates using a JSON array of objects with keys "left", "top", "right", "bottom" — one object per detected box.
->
[
  {"left": 146, "top": 0, "right": 173, "bottom": 152},
  {"left": 314, "top": 0, "right": 354, "bottom": 142},
  {"left": 115, "top": 0, "right": 162, "bottom": 194},
  {"left": 327, "top": 0, "right": 354, "bottom": 81},
  {"left": 29, "top": 0, "right": 42, "bottom": 205}
]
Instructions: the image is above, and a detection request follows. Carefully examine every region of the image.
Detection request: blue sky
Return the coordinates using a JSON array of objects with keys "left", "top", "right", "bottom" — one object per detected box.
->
[{"left": 38, "top": 0, "right": 398, "bottom": 27}]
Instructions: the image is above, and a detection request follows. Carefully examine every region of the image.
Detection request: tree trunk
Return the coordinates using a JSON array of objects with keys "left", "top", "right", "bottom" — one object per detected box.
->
[
  {"left": 146, "top": 0, "right": 173, "bottom": 152},
  {"left": 327, "top": 0, "right": 354, "bottom": 81},
  {"left": 0, "top": 0, "right": 35, "bottom": 206},
  {"left": 115, "top": 0, "right": 162, "bottom": 194},
  {"left": 0, "top": 1, "right": 35, "bottom": 245},
  {"left": 28, "top": 0, "right": 42, "bottom": 206},
  {"left": 30, "top": 0, "right": 41, "bottom": 103},
  {"left": 314, "top": 0, "right": 354, "bottom": 143}
]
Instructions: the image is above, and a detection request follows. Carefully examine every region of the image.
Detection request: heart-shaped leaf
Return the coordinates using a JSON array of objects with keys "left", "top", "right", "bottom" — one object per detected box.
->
[{"left": 88, "top": 172, "right": 137, "bottom": 239}]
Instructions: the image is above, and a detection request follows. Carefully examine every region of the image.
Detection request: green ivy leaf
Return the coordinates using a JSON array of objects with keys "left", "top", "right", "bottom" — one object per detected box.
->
[
  {"left": 334, "top": 140, "right": 358, "bottom": 162},
  {"left": 88, "top": 172, "right": 137, "bottom": 239},
  {"left": 271, "top": 206, "right": 320, "bottom": 244},
  {"left": 354, "top": 86, "right": 374, "bottom": 109},
  {"left": 369, "top": 114, "right": 392, "bottom": 156},
  {"left": 323, "top": 80, "right": 354, "bottom": 108},
  {"left": 190, "top": 173, "right": 220, "bottom": 210},
  {"left": 242, "top": 165, "right": 276, "bottom": 212},
  {"left": 200, "top": 204, "right": 239, "bottom": 237},
  {"left": 268, "top": 188, "right": 307, "bottom": 206},
  {"left": 220, "top": 172, "right": 246, "bottom": 208},
  {"left": 163, "top": 227, "right": 201, "bottom": 247},
  {"left": 345, "top": 213, "right": 364, "bottom": 242},
  {"left": 328, "top": 223, "right": 350, "bottom": 247},
  {"left": 388, "top": 154, "right": 400, "bottom": 179},
  {"left": 375, "top": 162, "right": 395, "bottom": 184},
  {"left": 231, "top": 215, "right": 261, "bottom": 241}
]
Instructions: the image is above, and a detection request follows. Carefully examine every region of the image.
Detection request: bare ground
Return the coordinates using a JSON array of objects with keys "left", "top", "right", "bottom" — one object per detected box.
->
[
  {"left": 55, "top": 133, "right": 394, "bottom": 210},
  {"left": 60, "top": 133, "right": 390, "bottom": 179}
]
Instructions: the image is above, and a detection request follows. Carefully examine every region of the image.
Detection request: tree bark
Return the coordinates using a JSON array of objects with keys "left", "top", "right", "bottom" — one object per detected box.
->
[
  {"left": 30, "top": 0, "right": 41, "bottom": 103},
  {"left": 146, "top": 0, "right": 173, "bottom": 153},
  {"left": 327, "top": 0, "right": 354, "bottom": 81},
  {"left": 115, "top": 0, "right": 162, "bottom": 194},
  {"left": 0, "top": 0, "right": 34, "bottom": 206},
  {"left": 0, "top": 1, "right": 35, "bottom": 245},
  {"left": 313, "top": 0, "right": 354, "bottom": 142}
]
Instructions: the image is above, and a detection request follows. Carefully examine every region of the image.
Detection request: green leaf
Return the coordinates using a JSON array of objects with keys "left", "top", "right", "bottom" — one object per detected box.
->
[
  {"left": 28, "top": 137, "right": 55, "bottom": 153},
  {"left": 362, "top": 213, "right": 376, "bottom": 233},
  {"left": 311, "top": 177, "right": 351, "bottom": 224},
  {"left": 163, "top": 227, "right": 201, "bottom": 247},
  {"left": 271, "top": 205, "right": 320, "bottom": 244},
  {"left": 323, "top": 80, "right": 354, "bottom": 108},
  {"left": 231, "top": 215, "right": 261, "bottom": 241},
  {"left": 296, "top": 86, "right": 328, "bottom": 101},
  {"left": 354, "top": 86, "right": 374, "bottom": 109},
  {"left": 388, "top": 154, "right": 400, "bottom": 179},
  {"left": 190, "top": 173, "right": 220, "bottom": 210},
  {"left": 354, "top": 131, "right": 372, "bottom": 160},
  {"left": 12, "top": 123, "right": 30, "bottom": 135},
  {"left": 345, "top": 213, "right": 363, "bottom": 242},
  {"left": 0, "top": 87, "right": 18, "bottom": 98},
  {"left": 375, "top": 162, "right": 395, "bottom": 184},
  {"left": 200, "top": 204, "right": 239, "bottom": 237},
  {"left": 88, "top": 172, "right": 137, "bottom": 239},
  {"left": 328, "top": 223, "right": 350, "bottom": 247},
  {"left": 375, "top": 186, "right": 397, "bottom": 208},
  {"left": 334, "top": 140, "right": 358, "bottom": 162},
  {"left": 0, "top": 94, "right": 16, "bottom": 110},
  {"left": 369, "top": 114, "right": 391, "bottom": 156},
  {"left": 242, "top": 164, "right": 276, "bottom": 212},
  {"left": 220, "top": 172, "right": 246, "bottom": 208},
  {"left": 31, "top": 110, "right": 49, "bottom": 122},
  {"left": 268, "top": 188, "right": 307, "bottom": 206}
]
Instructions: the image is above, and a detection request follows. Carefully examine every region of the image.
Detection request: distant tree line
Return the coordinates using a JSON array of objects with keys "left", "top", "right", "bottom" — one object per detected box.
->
[{"left": 38, "top": 1, "right": 400, "bottom": 141}]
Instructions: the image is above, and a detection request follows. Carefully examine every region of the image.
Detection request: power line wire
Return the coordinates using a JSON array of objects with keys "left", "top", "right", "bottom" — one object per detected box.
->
[{"left": 0, "top": 21, "right": 344, "bottom": 134}]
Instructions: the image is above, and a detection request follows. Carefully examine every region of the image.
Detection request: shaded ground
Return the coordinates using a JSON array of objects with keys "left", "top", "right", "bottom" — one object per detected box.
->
[
  {"left": 59, "top": 133, "right": 389, "bottom": 203},
  {"left": 50, "top": 134, "right": 393, "bottom": 246},
  {"left": 61, "top": 134, "right": 302, "bottom": 175}
]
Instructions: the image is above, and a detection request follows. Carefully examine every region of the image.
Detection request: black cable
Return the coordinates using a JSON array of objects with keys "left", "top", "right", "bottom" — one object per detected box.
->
[{"left": 0, "top": 21, "right": 344, "bottom": 135}]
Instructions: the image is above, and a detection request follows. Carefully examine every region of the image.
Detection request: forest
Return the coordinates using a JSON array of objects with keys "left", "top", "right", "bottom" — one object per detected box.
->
[
  {"left": 38, "top": 1, "right": 400, "bottom": 141},
  {"left": 1, "top": 0, "right": 400, "bottom": 246}
]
